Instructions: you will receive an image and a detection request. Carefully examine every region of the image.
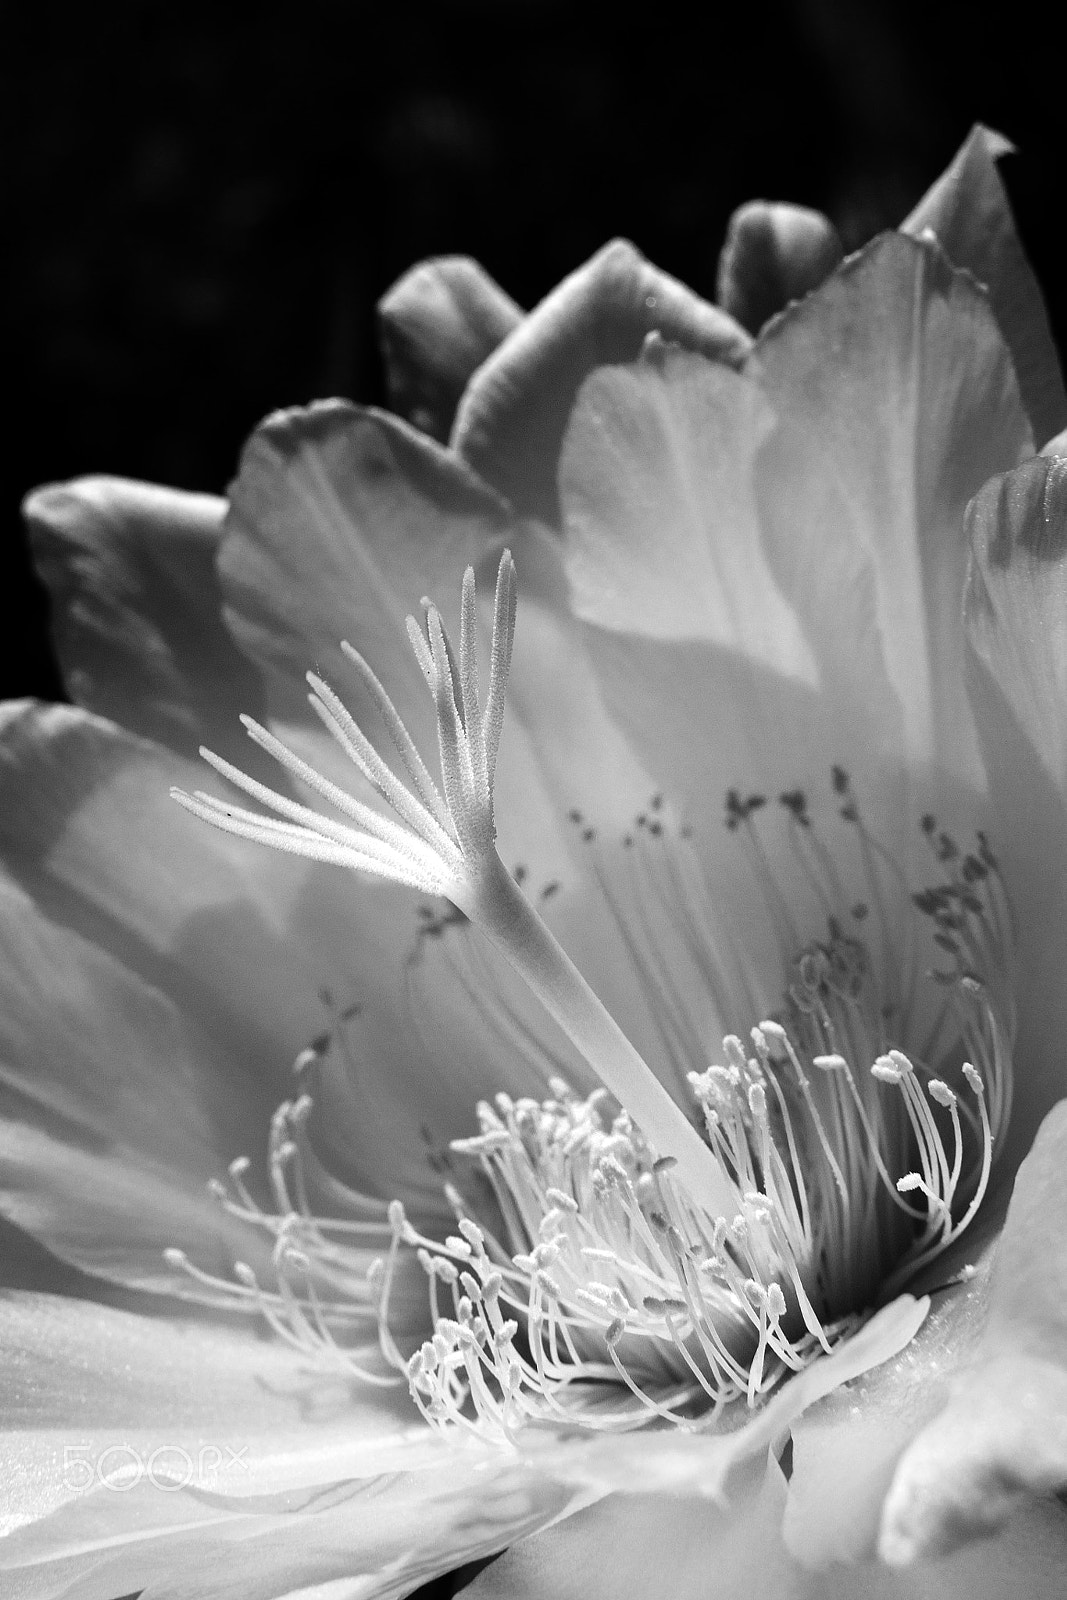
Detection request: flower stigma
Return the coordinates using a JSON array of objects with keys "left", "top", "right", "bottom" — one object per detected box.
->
[{"left": 171, "top": 553, "right": 1015, "bottom": 1442}]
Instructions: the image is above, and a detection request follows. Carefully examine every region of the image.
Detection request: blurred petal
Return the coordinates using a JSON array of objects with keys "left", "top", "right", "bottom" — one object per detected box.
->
[
  {"left": 0, "top": 701, "right": 410, "bottom": 1276},
  {"left": 965, "top": 455, "right": 1067, "bottom": 1149},
  {"left": 561, "top": 342, "right": 806, "bottom": 664},
  {"left": 0, "top": 1290, "right": 424, "bottom": 1532},
  {"left": 558, "top": 333, "right": 899, "bottom": 761},
  {"left": 460, "top": 1457, "right": 797, "bottom": 1600},
  {"left": 24, "top": 477, "right": 265, "bottom": 757},
  {"left": 717, "top": 200, "right": 843, "bottom": 334},
  {"left": 966, "top": 455, "right": 1067, "bottom": 792},
  {"left": 750, "top": 231, "right": 1031, "bottom": 788},
  {"left": 902, "top": 125, "right": 1067, "bottom": 449},
  {"left": 2, "top": 1401, "right": 579, "bottom": 1600},
  {"left": 378, "top": 256, "right": 522, "bottom": 441},
  {"left": 462, "top": 1485, "right": 1067, "bottom": 1599},
  {"left": 783, "top": 1250, "right": 996, "bottom": 1566},
  {"left": 879, "top": 1100, "right": 1067, "bottom": 1563},
  {"left": 452, "top": 239, "right": 751, "bottom": 525}
]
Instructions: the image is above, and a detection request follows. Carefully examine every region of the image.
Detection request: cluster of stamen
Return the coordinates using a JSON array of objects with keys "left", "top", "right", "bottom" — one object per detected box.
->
[{"left": 171, "top": 556, "right": 1016, "bottom": 1442}]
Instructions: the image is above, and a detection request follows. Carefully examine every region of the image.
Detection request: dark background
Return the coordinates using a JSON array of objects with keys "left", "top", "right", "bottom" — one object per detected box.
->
[{"left": 7, "top": 0, "right": 1067, "bottom": 706}]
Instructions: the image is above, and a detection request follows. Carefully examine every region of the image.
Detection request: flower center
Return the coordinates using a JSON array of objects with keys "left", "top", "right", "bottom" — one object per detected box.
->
[
  {"left": 170, "top": 554, "right": 1015, "bottom": 1441},
  {"left": 378, "top": 793, "right": 1012, "bottom": 1437}
]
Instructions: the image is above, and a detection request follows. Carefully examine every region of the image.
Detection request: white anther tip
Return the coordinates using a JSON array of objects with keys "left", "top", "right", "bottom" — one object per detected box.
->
[
  {"left": 813, "top": 1054, "right": 848, "bottom": 1072},
  {"left": 163, "top": 1247, "right": 187, "bottom": 1267},
  {"left": 872, "top": 1056, "right": 903, "bottom": 1083},
  {"left": 962, "top": 1063, "right": 984, "bottom": 1095}
]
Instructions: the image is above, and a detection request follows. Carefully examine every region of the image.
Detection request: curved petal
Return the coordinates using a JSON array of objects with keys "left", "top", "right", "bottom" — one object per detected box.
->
[
  {"left": 23, "top": 477, "right": 266, "bottom": 757},
  {"left": 0, "top": 701, "right": 419, "bottom": 1275},
  {"left": 0, "top": 1290, "right": 424, "bottom": 1532},
  {"left": 879, "top": 1098, "right": 1067, "bottom": 1565},
  {"left": 716, "top": 200, "right": 843, "bottom": 334},
  {"left": 902, "top": 125, "right": 1067, "bottom": 449},
  {"left": 378, "top": 256, "right": 523, "bottom": 442},
  {"left": 749, "top": 230, "right": 1032, "bottom": 791},
  {"left": 966, "top": 455, "right": 1067, "bottom": 792},
  {"left": 2, "top": 1320, "right": 580, "bottom": 1600},
  {"left": 452, "top": 239, "right": 751, "bottom": 525},
  {"left": 461, "top": 1484, "right": 1067, "bottom": 1600},
  {"left": 219, "top": 399, "right": 510, "bottom": 762},
  {"left": 460, "top": 1457, "right": 798, "bottom": 1600},
  {"left": 783, "top": 1248, "right": 997, "bottom": 1567},
  {"left": 965, "top": 455, "right": 1067, "bottom": 1151}
]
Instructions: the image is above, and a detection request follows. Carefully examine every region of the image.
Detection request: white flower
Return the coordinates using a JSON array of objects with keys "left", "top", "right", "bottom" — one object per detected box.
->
[{"left": 3, "top": 125, "right": 1067, "bottom": 1599}]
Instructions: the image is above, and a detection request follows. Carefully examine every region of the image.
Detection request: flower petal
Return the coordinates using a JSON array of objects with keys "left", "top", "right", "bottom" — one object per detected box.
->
[
  {"left": 2, "top": 1316, "right": 580, "bottom": 1600},
  {"left": 378, "top": 256, "right": 523, "bottom": 441},
  {"left": 459, "top": 1457, "right": 796, "bottom": 1600},
  {"left": 220, "top": 399, "right": 509, "bottom": 765},
  {"left": 0, "top": 1290, "right": 424, "bottom": 1533},
  {"left": 749, "top": 230, "right": 1032, "bottom": 788},
  {"left": 716, "top": 200, "right": 843, "bottom": 334},
  {"left": 558, "top": 335, "right": 903, "bottom": 786},
  {"left": 964, "top": 454, "right": 1067, "bottom": 1149},
  {"left": 966, "top": 455, "right": 1067, "bottom": 793},
  {"left": 452, "top": 239, "right": 751, "bottom": 525},
  {"left": 23, "top": 477, "right": 266, "bottom": 757},
  {"left": 460, "top": 1481, "right": 1067, "bottom": 1599},
  {"left": 902, "top": 125, "right": 1067, "bottom": 449},
  {"left": 0, "top": 701, "right": 400, "bottom": 1277},
  {"left": 783, "top": 1249, "right": 996, "bottom": 1567},
  {"left": 879, "top": 1098, "right": 1067, "bottom": 1565}
]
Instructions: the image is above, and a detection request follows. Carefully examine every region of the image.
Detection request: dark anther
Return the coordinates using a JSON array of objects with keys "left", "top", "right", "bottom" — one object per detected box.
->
[
  {"left": 831, "top": 765, "right": 850, "bottom": 795},
  {"left": 540, "top": 882, "right": 560, "bottom": 901},
  {"left": 582, "top": 827, "right": 596, "bottom": 843},
  {"left": 921, "top": 813, "right": 937, "bottom": 835},
  {"left": 779, "top": 788, "right": 809, "bottom": 825},
  {"left": 567, "top": 808, "right": 582, "bottom": 824}
]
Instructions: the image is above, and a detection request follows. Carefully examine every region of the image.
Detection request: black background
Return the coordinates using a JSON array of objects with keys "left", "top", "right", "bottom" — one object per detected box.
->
[{"left": 7, "top": 0, "right": 1066, "bottom": 706}]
